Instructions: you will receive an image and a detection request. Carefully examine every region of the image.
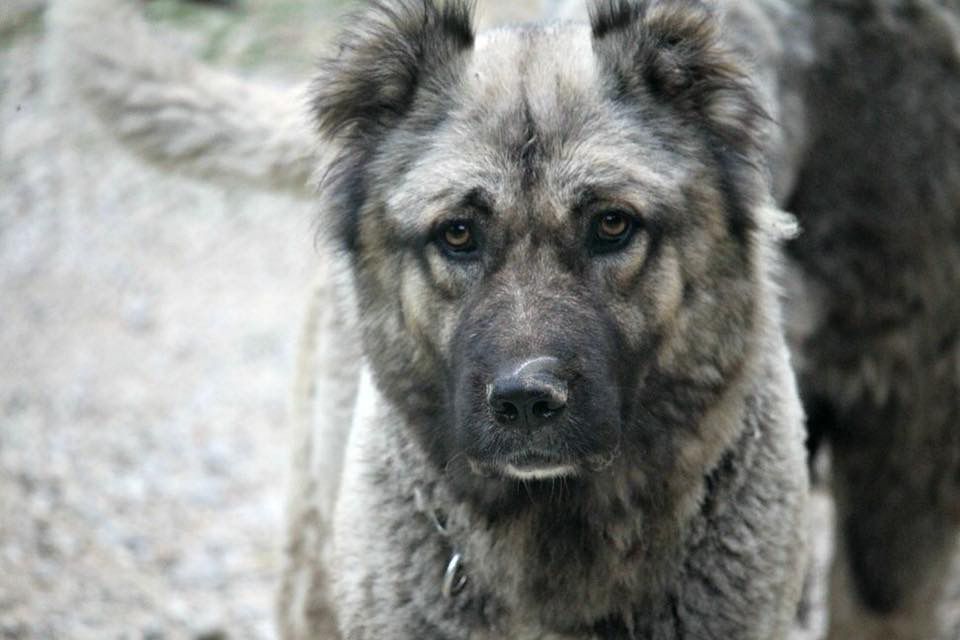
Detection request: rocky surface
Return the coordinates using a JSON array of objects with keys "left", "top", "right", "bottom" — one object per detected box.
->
[{"left": 1, "top": 4, "right": 321, "bottom": 637}]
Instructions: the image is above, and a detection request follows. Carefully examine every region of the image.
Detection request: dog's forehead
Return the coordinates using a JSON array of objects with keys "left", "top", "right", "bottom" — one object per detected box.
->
[
  {"left": 468, "top": 24, "right": 599, "bottom": 107},
  {"left": 383, "top": 24, "right": 693, "bottom": 230}
]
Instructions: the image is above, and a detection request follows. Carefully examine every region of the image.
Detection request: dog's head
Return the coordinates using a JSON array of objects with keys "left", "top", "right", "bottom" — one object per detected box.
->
[{"left": 314, "top": 0, "right": 771, "bottom": 498}]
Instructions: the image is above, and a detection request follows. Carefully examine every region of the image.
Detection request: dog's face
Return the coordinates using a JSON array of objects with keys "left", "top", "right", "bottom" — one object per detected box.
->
[{"left": 315, "top": 0, "right": 768, "bottom": 498}]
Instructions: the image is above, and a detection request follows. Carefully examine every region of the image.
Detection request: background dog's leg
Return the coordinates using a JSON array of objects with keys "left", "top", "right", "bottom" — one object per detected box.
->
[
  {"left": 278, "top": 258, "right": 360, "bottom": 640},
  {"left": 827, "top": 424, "right": 959, "bottom": 639}
]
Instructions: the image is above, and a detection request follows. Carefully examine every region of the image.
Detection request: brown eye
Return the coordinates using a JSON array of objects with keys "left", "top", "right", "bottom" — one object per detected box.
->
[
  {"left": 591, "top": 209, "right": 636, "bottom": 254},
  {"left": 436, "top": 220, "right": 478, "bottom": 257},
  {"left": 598, "top": 212, "right": 629, "bottom": 239},
  {"left": 444, "top": 222, "right": 471, "bottom": 247}
]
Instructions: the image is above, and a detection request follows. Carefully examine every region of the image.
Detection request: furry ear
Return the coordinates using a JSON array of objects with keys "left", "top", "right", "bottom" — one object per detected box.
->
[
  {"left": 589, "top": 0, "right": 765, "bottom": 157},
  {"left": 313, "top": 0, "right": 476, "bottom": 142},
  {"left": 312, "top": 0, "right": 475, "bottom": 253}
]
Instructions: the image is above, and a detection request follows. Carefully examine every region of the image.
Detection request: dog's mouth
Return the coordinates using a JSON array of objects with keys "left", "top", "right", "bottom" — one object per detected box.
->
[
  {"left": 503, "top": 451, "right": 577, "bottom": 480},
  {"left": 467, "top": 447, "right": 620, "bottom": 482}
]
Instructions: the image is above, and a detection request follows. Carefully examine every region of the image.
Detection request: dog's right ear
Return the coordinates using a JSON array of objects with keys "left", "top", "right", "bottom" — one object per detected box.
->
[
  {"left": 588, "top": 0, "right": 764, "bottom": 158},
  {"left": 313, "top": 0, "right": 476, "bottom": 142}
]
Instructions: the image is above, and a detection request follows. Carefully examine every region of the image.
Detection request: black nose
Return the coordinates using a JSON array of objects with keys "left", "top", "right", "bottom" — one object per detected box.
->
[{"left": 487, "top": 357, "right": 568, "bottom": 429}]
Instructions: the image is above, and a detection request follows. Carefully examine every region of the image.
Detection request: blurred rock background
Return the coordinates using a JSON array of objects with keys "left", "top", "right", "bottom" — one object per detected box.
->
[{"left": 1, "top": 1, "right": 338, "bottom": 637}]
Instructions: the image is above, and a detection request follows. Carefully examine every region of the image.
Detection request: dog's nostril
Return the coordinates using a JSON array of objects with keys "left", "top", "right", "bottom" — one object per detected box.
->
[
  {"left": 532, "top": 400, "right": 560, "bottom": 419},
  {"left": 493, "top": 400, "right": 520, "bottom": 423}
]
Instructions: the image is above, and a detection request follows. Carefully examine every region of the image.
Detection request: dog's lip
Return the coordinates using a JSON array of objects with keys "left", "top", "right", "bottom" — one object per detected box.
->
[
  {"left": 504, "top": 463, "right": 577, "bottom": 480},
  {"left": 500, "top": 451, "right": 579, "bottom": 480},
  {"left": 466, "top": 446, "right": 617, "bottom": 479},
  {"left": 505, "top": 445, "right": 620, "bottom": 475},
  {"left": 465, "top": 450, "right": 572, "bottom": 479}
]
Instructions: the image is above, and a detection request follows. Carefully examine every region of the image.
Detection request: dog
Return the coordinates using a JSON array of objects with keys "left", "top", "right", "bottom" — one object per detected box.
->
[{"left": 285, "top": 0, "right": 811, "bottom": 637}]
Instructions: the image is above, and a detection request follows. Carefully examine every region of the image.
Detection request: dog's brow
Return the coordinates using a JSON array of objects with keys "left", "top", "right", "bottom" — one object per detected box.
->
[
  {"left": 459, "top": 187, "right": 494, "bottom": 217},
  {"left": 570, "top": 181, "right": 656, "bottom": 217},
  {"left": 383, "top": 185, "right": 497, "bottom": 242}
]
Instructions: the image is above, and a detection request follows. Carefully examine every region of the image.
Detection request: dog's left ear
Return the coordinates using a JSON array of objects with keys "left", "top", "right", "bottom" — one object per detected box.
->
[
  {"left": 312, "top": 0, "right": 476, "bottom": 252},
  {"left": 313, "top": 0, "right": 476, "bottom": 143},
  {"left": 589, "top": 0, "right": 764, "bottom": 158}
]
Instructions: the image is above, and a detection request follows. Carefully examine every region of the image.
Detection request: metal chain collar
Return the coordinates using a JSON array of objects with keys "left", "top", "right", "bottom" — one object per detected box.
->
[{"left": 414, "top": 487, "right": 468, "bottom": 599}]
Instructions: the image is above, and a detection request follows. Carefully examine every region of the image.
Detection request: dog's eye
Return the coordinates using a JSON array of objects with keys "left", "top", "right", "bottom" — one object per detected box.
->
[
  {"left": 590, "top": 210, "right": 637, "bottom": 254},
  {"left": 599, "top": 212, "right": 629, "bottom": 238},
  {"left": 436, "top": 220, "right": 478, "bottom": 257}
]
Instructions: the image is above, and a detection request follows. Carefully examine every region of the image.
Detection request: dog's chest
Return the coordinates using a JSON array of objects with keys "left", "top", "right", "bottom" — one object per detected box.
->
[{"left": 441, "top": 498, "right": 681, "bottom": 637}]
